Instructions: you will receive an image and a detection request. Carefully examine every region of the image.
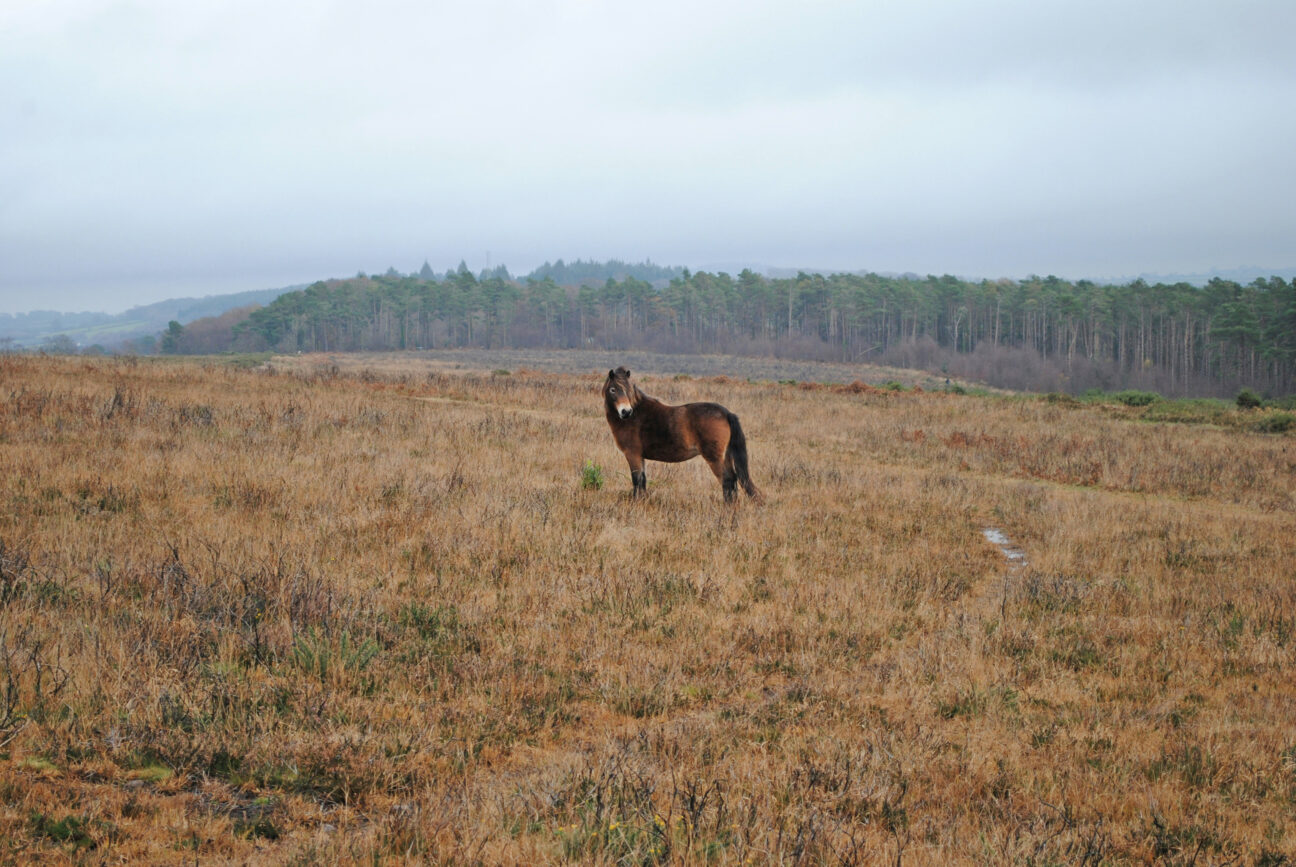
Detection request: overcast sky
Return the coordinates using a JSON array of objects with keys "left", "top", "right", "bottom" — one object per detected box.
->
[{"left": 2, "top": 0, "right": 1294, "bottom": 314}]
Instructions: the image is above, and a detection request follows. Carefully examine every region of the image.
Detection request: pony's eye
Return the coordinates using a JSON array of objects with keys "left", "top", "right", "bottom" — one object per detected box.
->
[{"left": 609, "top": 387, "right": 617, "bottom": 394}]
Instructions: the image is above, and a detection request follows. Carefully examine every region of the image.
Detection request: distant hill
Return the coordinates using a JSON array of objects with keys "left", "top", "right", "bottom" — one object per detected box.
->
[
  {"left": 1102, "top": 266, "right": 1296, "bottom": 287},
  {"left": 0, "top": 285, "right": 304, "bottom": 349},
  {"left": 522, "top": 258, "right": 684, "bottom": 287},
  {"left": 764, "top": 265, "right": 1296, "bottom": 287}
]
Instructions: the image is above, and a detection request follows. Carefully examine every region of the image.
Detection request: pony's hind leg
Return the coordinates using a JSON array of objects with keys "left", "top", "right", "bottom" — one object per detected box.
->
[{"left": 707, "top": 456, "right": 738, "bottom": 503}]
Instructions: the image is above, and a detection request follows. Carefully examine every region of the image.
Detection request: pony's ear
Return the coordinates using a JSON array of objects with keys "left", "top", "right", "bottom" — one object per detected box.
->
[
  {"left": 608, "top": 369, "right": 616, "bottom": 379},
  {"left": 619, "top": 367, "right": 631, "bottom": 378}
]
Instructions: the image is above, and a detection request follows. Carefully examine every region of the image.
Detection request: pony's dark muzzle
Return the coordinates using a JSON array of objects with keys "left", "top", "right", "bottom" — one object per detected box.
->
[{"left": 619, "top": 407, "right": 633, "bottom": 419}]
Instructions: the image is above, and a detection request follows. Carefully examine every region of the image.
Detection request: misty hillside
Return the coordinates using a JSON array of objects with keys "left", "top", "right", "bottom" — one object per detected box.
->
[
  {"left": 0, "top": 285, "right": 303, "bottom": 348},
  {"left": 13, "top": 257, "right": 1296, "bottom": 398}
]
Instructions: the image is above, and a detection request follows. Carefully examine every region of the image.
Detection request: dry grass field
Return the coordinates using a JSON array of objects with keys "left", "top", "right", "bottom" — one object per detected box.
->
[{"left": 1, "top": 351, "right": 1293, "bottom": 865}]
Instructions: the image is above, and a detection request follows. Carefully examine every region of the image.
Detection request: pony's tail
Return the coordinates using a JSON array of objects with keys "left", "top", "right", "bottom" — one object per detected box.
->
[{"left": 725, "top": 412, "right": 764, "bottom": 502}]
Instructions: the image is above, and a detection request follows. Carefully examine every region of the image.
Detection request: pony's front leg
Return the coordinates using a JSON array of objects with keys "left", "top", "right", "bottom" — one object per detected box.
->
[{"left": 625, "top": 455, "right": 647, "bottom": 498}]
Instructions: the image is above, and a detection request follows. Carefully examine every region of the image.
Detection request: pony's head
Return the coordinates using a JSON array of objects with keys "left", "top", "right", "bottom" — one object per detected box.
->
[{"left": 604, "top": 367, "right": 637, "bottom": 419}]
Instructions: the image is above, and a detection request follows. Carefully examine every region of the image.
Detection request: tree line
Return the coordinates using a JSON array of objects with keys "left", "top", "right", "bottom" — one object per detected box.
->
[{"left": 166, "top": 267, "right": 1294, "bottom": 397}]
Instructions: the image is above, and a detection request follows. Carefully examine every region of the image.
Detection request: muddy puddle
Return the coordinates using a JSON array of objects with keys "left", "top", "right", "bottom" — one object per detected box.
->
[{"left": 982, "top": 527, "right": 1026, "bottom": 565}]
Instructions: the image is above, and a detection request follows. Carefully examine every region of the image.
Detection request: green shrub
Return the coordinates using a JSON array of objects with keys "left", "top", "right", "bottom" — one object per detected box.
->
[
  {"left": 1253, "top": 412, "right": 1295, "bottom": 433},
  {"left": 28, "top": 812, "right": 103, "bottom": 850},
  {"left": 1267, "top": 394, "right": 1296, "bottom": 410},
  {"left": 1112, "top": 390, "right": 1160, "bottom": 407},
  {"left": 1142, "top": 399, "right": 1230, "bottom": 425},
  {"left": 580, "top": 460, "right": 604, "bottom": 490},
  {"left": 1236, "top": 388, "right": 1262, "bottom": 409}
]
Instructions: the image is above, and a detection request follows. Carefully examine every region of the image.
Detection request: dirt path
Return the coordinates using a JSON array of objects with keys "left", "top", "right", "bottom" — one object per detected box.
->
[{"left": 966, "top": 526, "right": 1027, "bottom": 623}]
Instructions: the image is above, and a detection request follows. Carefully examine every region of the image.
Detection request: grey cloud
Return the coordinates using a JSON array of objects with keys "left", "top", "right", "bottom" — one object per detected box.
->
[{"left": 1, "top": 0, "right": 1294, "bottom": 315}]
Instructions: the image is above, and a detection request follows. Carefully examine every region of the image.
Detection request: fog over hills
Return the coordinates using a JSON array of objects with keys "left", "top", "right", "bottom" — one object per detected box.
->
[{"left": 0, "top": 285, "right": 302, "bottom": 348}]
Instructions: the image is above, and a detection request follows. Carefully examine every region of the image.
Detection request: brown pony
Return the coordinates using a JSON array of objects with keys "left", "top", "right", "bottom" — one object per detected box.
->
[{"left": 602, "top": 367, "right": 762, "bottom": 503}]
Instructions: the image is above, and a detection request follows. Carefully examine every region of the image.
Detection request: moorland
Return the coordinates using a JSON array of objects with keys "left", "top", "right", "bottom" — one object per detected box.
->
[{"left": 0, "top": 350, "right": 1293, "bottom": 864}]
